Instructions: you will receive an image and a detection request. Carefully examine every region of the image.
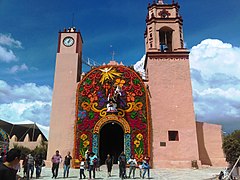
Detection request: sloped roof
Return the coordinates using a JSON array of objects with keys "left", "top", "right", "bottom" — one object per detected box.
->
[{"left": 0, "top": 119, "right": 47, "bottom": 142}]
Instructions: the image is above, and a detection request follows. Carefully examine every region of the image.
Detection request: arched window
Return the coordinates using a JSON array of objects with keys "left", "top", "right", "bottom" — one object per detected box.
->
[{"left": 159, "top": 27, "right": 173, "bottom": 52}]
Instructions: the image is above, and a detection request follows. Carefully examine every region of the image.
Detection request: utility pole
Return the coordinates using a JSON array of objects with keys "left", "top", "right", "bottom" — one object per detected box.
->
[{"left": 225, "top": 155, "right": 240, "bottom": 179}]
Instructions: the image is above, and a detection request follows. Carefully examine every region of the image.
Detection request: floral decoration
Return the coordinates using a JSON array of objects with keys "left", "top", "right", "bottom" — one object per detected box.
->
[
  {"left": 75, "top": 65, "right": 149, "bottom": 164},
  {"left": 133, "top": 132, "right": 144, "bottom": 162},
  {"left": 78, "top": 133, "right": 90, "bottom": 161}
]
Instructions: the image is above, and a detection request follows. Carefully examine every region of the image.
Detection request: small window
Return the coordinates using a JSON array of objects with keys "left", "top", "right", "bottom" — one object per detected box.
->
[{"left": 168, "top": 131, "right": 179, "bottom": 141}]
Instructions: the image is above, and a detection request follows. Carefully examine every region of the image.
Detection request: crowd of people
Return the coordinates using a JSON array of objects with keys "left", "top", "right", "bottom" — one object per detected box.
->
[
  {"left": 0, "top": 148, "right": 151, "bottom": 179},
  {"left": 0, "top": 149, "right": 45, "bottom": 180},
  {"left": 50, "top": 149, "right": 150, "bottom": 179},
  {"left": 117, "top": 151, "right": 151, "bottom": 179}
]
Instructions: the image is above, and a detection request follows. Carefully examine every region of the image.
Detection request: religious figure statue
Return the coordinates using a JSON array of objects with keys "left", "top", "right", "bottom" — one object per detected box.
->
[{"left": 107, "top": 94, "right": 117, "bottom": 113}]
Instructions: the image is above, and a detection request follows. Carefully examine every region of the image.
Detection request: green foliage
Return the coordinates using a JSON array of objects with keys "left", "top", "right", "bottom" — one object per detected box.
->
[
  {"left": 89, "top": 111, "right": 94, "bottom": 119},
  {"left": 131, "top": 111, "right": 137, "bottom": 119},
  {"left": 13, "top": 140, "right": 48, "bottom": 160},
  {"left": 13, "top": 144, "right": 31, "bottom": 159},
  {"left": 85, "top": 78, "right": 92, "bottom": 84},
  {"left": 32, "top": 140, "right": 48, "bottom": 159},
  {"left": 133, "top": 78, "right": 140, "bottom": 85},
  {"left": 223, "top": 130, "right": 240, "bottom": 165}
]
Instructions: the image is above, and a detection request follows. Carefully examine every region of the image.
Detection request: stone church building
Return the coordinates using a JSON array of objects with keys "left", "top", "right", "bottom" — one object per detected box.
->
[{"left": 47, "top": 0, "right": 226, "bottom": 168}]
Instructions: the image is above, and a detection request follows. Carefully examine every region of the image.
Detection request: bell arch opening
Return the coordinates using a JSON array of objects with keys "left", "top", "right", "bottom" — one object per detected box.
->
[
  {"left": 159, "top": 26, "right": 173, "bottom": 52},
  {"left": 99, "top": 122, "right": 124, "bottom": 165}
]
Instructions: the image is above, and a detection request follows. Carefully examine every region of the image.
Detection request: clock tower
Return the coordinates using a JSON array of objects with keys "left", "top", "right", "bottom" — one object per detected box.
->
[
  {"left": 144, "top": 1, "right": 200, "bottom": 167},
  {"left": 47, "top": 27, "right": 83, "bottom": 162}
]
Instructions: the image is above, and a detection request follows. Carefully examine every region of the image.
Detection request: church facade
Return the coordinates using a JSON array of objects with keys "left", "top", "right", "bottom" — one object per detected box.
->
[{"left": 47, "top": 1, "right": 226, "bottom": 168}]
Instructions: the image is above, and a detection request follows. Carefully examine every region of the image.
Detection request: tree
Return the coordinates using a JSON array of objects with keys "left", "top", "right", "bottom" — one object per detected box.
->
[
  {"left": 13, "top": 144, "right": 31, "bottom": 159},
  {"left": 32, "top": 140, "right": 48, "bottom": 159},
  {"left": 223, "top": 130, "right": 240, "bottom": 165},
  {"left": 13, "top": 140, "right": 48, "bottom": 160}
]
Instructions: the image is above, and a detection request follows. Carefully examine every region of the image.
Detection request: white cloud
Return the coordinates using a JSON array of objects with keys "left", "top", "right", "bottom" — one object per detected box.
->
[
  {"left": 0, "top": 46, "right": 17, "bottom": 62},
  {"left": 0, "top": 33, "right": 22, "bottom": 48},
  {"left": 8, "top": 64, "right": 28, "bottom": 74},
  {"left": 0, "top": 33, "right": 22, "bottom": 62},
  {"left": 0, "top": 80, "right": 52, "bottom": 126},
  {"left": 134, "top": 54, "right": 147, "bottom": 79},
  {"left": 134, "top": 54, "right": 145, "bottom": 72},
  {"left": 190, "top": 39, "right": 240, "bottom": 78},
  {"left": 190, "top": 39, "right": 240, "bottom": 132},
  {"left": 0, "top": 80, "right": 52, "bottom": 103}
]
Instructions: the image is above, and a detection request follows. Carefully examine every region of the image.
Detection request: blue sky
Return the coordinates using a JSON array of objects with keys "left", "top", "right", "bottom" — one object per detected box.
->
[{"left": 0, "top": 0, "right": 240, "bottom": 134}]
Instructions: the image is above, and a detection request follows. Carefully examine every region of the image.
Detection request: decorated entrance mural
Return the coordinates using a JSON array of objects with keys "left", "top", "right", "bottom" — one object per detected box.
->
[{"left": 74, "top": 65, "right": 150, "bottom": 167}]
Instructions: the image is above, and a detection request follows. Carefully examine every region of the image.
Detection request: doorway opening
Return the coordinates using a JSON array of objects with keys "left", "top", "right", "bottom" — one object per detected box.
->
[{"left": 99, "top": 122, "right": 124, "bottom": 165}]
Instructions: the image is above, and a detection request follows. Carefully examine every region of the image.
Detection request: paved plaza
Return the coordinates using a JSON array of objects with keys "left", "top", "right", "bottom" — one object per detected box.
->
[{"left": 18, "top": 165, "right": 226, "bottom": 180}]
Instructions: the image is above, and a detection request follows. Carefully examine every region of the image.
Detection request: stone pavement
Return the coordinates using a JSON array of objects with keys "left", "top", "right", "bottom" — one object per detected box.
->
[{"left": 18, "top": 165, "right": 225, "bottom": 180}]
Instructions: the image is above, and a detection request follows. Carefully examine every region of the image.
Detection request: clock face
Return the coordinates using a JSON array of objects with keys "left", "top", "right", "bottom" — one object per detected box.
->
[{"left": 63, "top": 37, "right": 74, "bottom": 47}]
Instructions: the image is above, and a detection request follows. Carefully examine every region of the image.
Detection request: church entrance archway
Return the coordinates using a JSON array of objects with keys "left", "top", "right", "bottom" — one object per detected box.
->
[{"left": 99, "top": 122, "right": 124, "bottom": 164}]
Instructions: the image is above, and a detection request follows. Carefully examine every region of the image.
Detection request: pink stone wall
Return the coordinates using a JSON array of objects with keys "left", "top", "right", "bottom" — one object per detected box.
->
[
  {"left": 146, "top": 55, "right": 200, "bottom": 168},
  {"left": 196, "top": 122, "right": 227, "bottom": 167},
  {"left": 47, "top": 31, "right": 82, "bottom": 167}
]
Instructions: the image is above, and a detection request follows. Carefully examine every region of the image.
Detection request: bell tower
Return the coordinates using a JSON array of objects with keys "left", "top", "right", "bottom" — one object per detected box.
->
[
  {"left": 47, "top": 27, "right": 83, "bottom": 163},
  {"left": 145, "top": 1, "right": 200, "bottom": 168},
  {"left": 145, "top": 0, "right": 184, "bottom": 52}
]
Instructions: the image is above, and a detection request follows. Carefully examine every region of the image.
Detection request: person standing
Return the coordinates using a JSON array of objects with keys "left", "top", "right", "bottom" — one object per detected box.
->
[
  {"left": 0, "top": 148, "right": 21, "bottom": 180},
  {"left": 63, "top": 151, "right": 72, "bottom": 178},
  {"left": 89, "top": 152, "right": 97, "bottom": 179},
  {"left": 51, "top": 150, "right": 62, "bottom": 179},
  {"left": 105, "top": 154, "right": 113, "bottom": 177},
  {"left": 85, "top": 150, "right": 90, "bottom": 171},
  {"left": 35, "top": 154, "right": 43, "bottom": 178},
  {"left": 143, "top": 155, "right": 150, "bottom": 164},
  {"left": 38, "top": 153, "right": 44, "bottom": 177},
  {"left": 95, "top": 155, "right": 100, "bottom": 171},
  {"left": 79, "top": 158, "right": 86, "bottom": 179},
  {"left": 142, "top": 160, "right": 150, "bottom": 179},
  {"left": 27, "top": 153, "right": 34, "bottom": 179},
  {"left": 138, "top": 161, "right": 143, "bottom": 178},
  {"left": 22, "top": 154, "right": 28, "bottom": 178},
  {"left": 218, "top": 171, "right": 224, "bottom": 180},
  {"left": 127, "top": 155, "right": 137, "bottom": 178},
  {"left": 118, "top": 151, "right": 127, "bottom": 179}
]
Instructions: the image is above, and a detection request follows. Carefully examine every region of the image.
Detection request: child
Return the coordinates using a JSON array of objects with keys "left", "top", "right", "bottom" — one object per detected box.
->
[
  {"left": 142, "top": 160, "right": 150, "bottom": 179},
  {"left": 80, "top": 158, "right": 86, "bottom": 179},
  {"left": 138, "top": 162, "right": 143, "bottom": 178}
]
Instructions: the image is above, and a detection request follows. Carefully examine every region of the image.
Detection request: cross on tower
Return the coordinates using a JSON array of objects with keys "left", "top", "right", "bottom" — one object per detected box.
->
[{"left": 158, "top": 0, "right": 164, "bottom": 4}]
